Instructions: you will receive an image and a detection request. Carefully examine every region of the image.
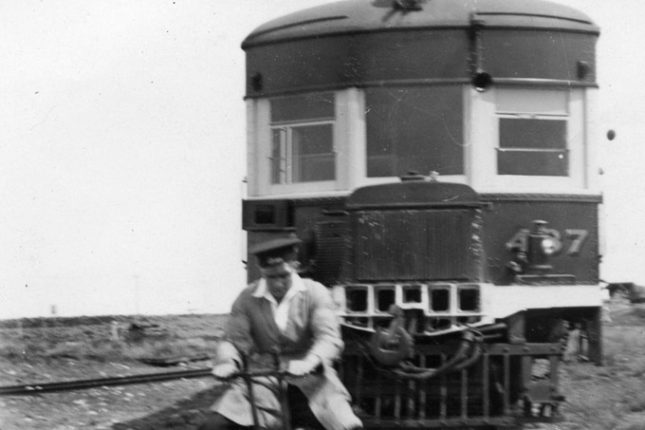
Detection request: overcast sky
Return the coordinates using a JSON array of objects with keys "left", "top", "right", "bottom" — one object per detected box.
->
[{"left": 1, "top": 0, "right": 644, "bottom": 318}]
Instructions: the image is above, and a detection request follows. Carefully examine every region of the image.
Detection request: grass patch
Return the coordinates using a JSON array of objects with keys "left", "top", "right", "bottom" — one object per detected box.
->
[
  {"left": 2, "top": 305, "right": 645, "bottom": 429},
  {"left": 0, "top": 314, "right": 225, "bottom": 365},
  {"left": 558, "top": 308, "right": 645, "bottom": 430}
]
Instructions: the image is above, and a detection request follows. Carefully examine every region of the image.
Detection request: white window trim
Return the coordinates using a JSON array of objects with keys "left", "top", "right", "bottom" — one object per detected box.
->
[
  {"left": 247, "top": 97, "right": 337, "bottom": 196},
  {"left": 247, "top": 86, "right": 597, "bottom": 199},
  {"left": 584, "top": 88, "right": 601, "bottom": 193},
  {"left": 248, "top": 89, "right": 364, "bottom": 198},
  {"left": 360, "top": 174, "right": 468, "bottom": 187},
  {"left": 270, "top": 120, "right": 336, "bottom": 185},
  {"left": 466, "top": 86, "right": 589, "bottom": 194}
]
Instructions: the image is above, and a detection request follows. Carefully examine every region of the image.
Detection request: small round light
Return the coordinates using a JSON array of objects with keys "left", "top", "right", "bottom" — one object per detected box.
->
[
  {"left": 472, "top": 72, "right": 493, "bottom": 92},
  {"left": 541, "top": 237, "right": 557, "bottom": 256}
]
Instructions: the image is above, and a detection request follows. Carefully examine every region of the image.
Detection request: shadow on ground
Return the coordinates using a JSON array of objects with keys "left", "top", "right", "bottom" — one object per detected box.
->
[{"left": 113, "top": 387, "right": 225, "bottom": 430}]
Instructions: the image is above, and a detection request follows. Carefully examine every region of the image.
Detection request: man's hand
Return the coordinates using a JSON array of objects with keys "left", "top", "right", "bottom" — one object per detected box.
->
[
  {"left": 212, "top": 362, "right": 238, "bottom": 379},
  {"left": 287, "top": 356, "right": 321, "bottom": 376}
]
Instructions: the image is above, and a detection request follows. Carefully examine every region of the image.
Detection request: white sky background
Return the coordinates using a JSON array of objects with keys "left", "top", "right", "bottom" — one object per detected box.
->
[{"left": 1, "top": 0, "right": 644, "bottom": 318}]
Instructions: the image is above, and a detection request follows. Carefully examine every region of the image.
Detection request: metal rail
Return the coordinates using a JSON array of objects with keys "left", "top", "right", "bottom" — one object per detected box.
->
[{"left": 0, "top": 367, "right": 213, "bottom": 396}]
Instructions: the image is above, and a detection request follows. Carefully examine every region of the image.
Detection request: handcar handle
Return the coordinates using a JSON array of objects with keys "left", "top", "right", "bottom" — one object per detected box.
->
[
  {"left": 214, "top": 364, "right": 323, "bottom": 381},
  {"left": 213, "top": 369, "right": 296, "bottom": 381}
]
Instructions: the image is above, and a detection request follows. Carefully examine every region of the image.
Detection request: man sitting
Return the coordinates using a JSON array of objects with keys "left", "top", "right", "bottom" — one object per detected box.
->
[{"left": 200, "top": 236, "right": 362, "bottom": 430}]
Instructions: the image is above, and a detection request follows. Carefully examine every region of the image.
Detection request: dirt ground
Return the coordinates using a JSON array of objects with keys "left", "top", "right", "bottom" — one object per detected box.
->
[
  {"left": 1, "top": 301, "right": 645, "bottom": 430},
  {"left": 0, "top": 314, "right": 225, "bottom": 430}
]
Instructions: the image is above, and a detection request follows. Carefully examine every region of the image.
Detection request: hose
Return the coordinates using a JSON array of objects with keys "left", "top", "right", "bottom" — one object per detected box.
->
[
  {"left": 359, "top": 328, "right": 486, "bottom": 381},
  {"left": 391, "top": 330, "right": 482, "bottom": 380}
]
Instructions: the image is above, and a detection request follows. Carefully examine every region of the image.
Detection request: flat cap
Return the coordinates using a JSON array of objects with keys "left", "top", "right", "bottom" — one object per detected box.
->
[{"left": 249, "top": 236, "right": 302, "bottom": 256}]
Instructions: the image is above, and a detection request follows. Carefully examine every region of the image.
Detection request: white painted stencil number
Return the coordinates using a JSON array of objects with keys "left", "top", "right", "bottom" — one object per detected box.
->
[
  {"left": 505, "top": 228, "right": 530, "bottom": 252},
  {"left": 564, "top": 229, "right": 589, "bottom": 256},
  {"left": 505, "top": 228, "right": 588, "bottom": 256}
]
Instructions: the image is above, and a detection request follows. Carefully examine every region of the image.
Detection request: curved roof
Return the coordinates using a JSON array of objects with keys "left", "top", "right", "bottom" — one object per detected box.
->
[
  {"left": 243, "top": 0, "right": 598, "bottom": 48},
  {"left": 347, "top": 181, "right": 480, "bottom": 209}
]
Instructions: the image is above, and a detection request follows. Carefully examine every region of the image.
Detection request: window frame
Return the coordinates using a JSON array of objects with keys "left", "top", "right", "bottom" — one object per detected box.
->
[
  {"left": 247, "top": 86, "right": 594, "bottom": 198},
  {"left": 270, "top": 119, "right": 336, "bottom": 185},
  {"left": 495, "top": 114, "right": 569, "bottom": 176},
  {"left": 248, "top": 92, "right": 342, "bottom": 196},
  {"left": 467, "top": 87, "right": 587, "bottom": 193}
]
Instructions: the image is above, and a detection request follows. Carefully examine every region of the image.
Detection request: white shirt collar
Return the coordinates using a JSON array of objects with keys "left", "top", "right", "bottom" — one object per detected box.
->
[
  {"left": 253, "top": 270, "right": 306, "bottom": 302},
  {"left": 253, "top": 271, "right": 306, "bottom": 331}
]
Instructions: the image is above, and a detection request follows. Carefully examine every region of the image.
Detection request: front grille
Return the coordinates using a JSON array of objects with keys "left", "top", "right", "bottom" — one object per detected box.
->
[
  {"left": 333, "top": 283, "right": 487, "bottom": 333},
  {"left": 339, "top": 342, "right": 563, "bottom": 428},
  {"left": 352, "top": 209, "right": 474, "bottom": 281}
]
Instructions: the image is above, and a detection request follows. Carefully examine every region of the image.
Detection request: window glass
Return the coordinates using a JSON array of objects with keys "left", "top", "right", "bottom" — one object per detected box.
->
[
  {"left": 271, "top": 93, "right": 334, "bottom": 123},
  {"left": 270, "top": 93, "right": 335, "bottom": 184},
  {"left": 500, "top": 118, "right": 566, "bottom": 149},
  {"left": 292, "top": 124, "right": 334, "bottom": 182},
  {"left": 496, "top": 89, "right": 568, "bottom": 115},
  {"left": 497, "top": 118, "right": 568, "bottom": 176},
  {"left": 365, "top": 87, "right": 463, "bottom": 177}
]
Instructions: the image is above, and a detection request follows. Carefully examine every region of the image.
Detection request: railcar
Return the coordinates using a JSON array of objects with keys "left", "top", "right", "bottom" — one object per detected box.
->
[{"left": 239, "top": 0, "right": 604, "bottom": 428}]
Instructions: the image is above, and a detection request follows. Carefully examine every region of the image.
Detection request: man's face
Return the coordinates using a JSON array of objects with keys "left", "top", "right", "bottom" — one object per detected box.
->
[{"left": 261, "top": 262, "right": 293, "bottom": 302}]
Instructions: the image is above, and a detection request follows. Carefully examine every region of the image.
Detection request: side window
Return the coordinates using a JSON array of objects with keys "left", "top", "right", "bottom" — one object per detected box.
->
[
  {"left": 270, "top": 93, "right": 335, "bottom": 184},
  {"left": 496, "top": 90, "right": 569, "bottom": 176}
]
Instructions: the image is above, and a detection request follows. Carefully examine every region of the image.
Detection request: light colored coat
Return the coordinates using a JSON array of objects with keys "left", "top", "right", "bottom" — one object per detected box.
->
[{"left": 211, "top": 274, "right": 361, "bottom": 430}]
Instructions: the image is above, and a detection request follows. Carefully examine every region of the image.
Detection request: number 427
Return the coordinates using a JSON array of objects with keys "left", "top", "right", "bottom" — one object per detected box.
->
[{"left": 505, "top": 228, "right": 589, "bottom": 256}]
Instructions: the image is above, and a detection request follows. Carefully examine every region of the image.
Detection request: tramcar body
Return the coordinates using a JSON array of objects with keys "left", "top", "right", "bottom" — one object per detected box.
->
[{"left": 239, "top": 0, "right": 603, "bottom": 427}]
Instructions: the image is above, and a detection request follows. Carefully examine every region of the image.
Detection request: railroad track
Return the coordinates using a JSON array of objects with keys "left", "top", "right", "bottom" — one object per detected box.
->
[{"left": 0, "top": 367, "right": 213, "bottom": 396}]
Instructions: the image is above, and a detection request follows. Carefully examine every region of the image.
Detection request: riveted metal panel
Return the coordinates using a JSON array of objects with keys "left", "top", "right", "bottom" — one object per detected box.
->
[
  {"left": 481, "top": 199, "right": 599, "bottom": 284},
  {"left": 353, "top": 209, "right": 474, "bottom": 281},
  {"left": 482, "top": 29, "right": 596, "bottom": 82},
  {"left": 315, "top": 220, "right": 349, "bottom": 286}
]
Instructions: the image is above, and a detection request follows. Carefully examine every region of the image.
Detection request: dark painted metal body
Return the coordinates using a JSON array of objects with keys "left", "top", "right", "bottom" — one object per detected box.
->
[
  {"left": 243, "top": 188, "right": 601, "bottom": 287},
  {"left": 242, "top": 0, "right": 598, "bottom": 98},
  {"left": 481, "top": 194, "right": 601, "bottom": 285},
  {"left": 242, "top": 183, "right": 602, "bottom": 427}
]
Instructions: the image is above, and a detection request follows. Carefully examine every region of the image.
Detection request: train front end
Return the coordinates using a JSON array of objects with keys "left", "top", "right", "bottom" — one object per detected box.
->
[{"left": 240, "top": 0, "right": 603, "bottom": 427}]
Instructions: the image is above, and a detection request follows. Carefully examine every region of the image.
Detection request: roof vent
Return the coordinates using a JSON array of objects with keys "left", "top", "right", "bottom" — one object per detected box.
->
[{"left": 393, "top": 0, "right": 424, "bottom": 11}]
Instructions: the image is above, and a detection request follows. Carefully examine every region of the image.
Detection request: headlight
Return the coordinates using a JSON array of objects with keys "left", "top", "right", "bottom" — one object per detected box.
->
[{"left": 541, "top": 237, "right": 558, "bottom": 256}]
